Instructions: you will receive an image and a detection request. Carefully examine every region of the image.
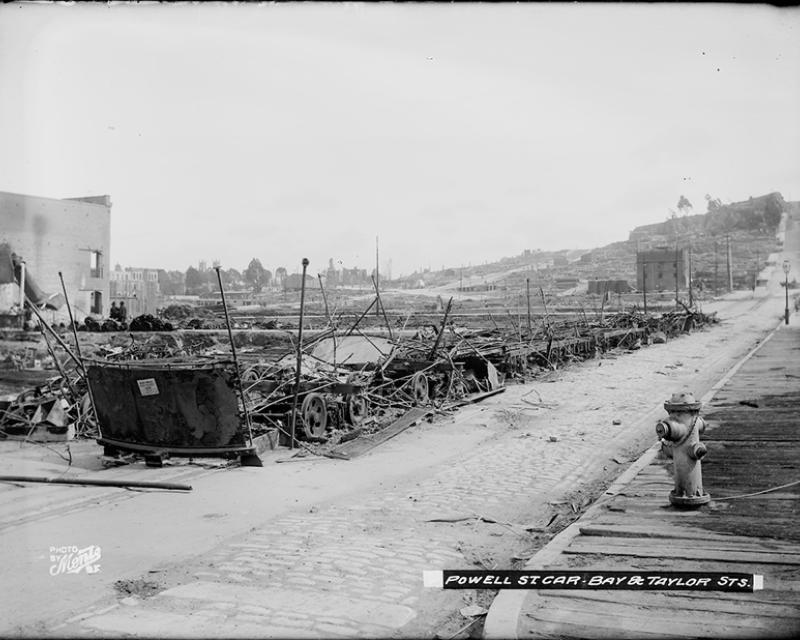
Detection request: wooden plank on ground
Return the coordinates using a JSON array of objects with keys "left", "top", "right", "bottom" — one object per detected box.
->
[
  {"left": 578, "top": 523, "right": 800, "bottom": 546},
  {"left": 329, "top": 407, "right": 431, "bottom": 459},
  {"left": 531, "top": 594, "right": 798, "bottom": 635},
  {"left": 578, "top": 528, "right": 800, "bottom": 552},
  {"left": 541, "top": 589, "right": 800, "bottom": 620},
  {"left": 453, "top": 386, "right": 506, "bottom": 407},
  {"left": 522, "top": 614, "right": 682, "bottom": 639},
  {"left": 565, "top": 538, "right": 800, "bottom": 565},
  {"left": 524, "top": 599, "right": 750, "bottom": 638}
]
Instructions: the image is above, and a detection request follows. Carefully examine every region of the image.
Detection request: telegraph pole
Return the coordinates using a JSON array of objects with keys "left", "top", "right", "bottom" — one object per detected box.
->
[
  {"left": 714, "top": 239, "right": 719, "bottom": 296},
  {"left": 289, "top": 258, "right": 310, "bottom": 449},
  {"left": 688, "top": 246, "right": 693, "bottom": 307},
  {"left": 726, "top": 234, "right": 733, "bottom": 292},
  {"left": 526, "top": 277, "right": 532, "bottom": 335},
  {"left": 642, "top": 258, "right": 648, "bottom": 315},
  {"left": 755, "top": 249, "right": 760, "bottom": 292},
  {"left": 674, "top": 245, "right": 680, "bottom": 309},
  {"left": 375, "top": 235, "right": 380, "bottom": 317}
]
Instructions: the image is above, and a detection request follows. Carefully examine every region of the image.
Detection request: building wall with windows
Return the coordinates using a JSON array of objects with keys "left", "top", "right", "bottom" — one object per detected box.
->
[
  {"left": 0, "top": 191, "right": 111, "bottom": 319},
  {"left": 636, "top": 248, "right": 689, "bottom": 292},
  {"left": 109, "top": 266, "right": 161, "bottom": 317}
]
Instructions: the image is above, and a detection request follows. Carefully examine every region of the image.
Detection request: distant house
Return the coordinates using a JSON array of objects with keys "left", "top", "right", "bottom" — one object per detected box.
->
[
  {"left": 283, "top": 274, "right": 317, "bottom": 291},
  {"left": 636, "top": 248, "right": 689, "bottom": 292},
  {"left": 588, "top": 279, "right": 631, "bottom": 295},
  {"left": 554, "top": 277, "right": 580, "bottom": 290},
  {"left": 198, "top": 290, "right": 254, "bottom": 307},
  {"left": 110, "top": 266, "right": 161, "bottom": 317}
]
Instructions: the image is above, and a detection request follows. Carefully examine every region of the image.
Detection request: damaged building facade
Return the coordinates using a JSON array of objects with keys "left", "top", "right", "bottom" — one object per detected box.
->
[
  {"left": 0, "top": 191, "right": 111, "bottom": 323},
  {"left": 636, "top": 248, "right": 689, "bottom": 292},
  {"left": 109, "top": 266, "right": 160, "bottom": 317}
]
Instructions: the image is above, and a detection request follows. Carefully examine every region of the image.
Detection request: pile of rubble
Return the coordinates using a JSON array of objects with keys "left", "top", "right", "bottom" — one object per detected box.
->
[
  {"left": 0, "top": 371, "right": 96, "bottom": 443},
  {"left": 78, "top": 313, "right": 175, "bottom": 332},
  {"left": 0, "top": 299, "right": 719, "bottom": 461}
]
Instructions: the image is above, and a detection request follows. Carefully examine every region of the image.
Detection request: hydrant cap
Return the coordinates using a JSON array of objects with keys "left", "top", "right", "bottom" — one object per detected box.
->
[{"left": 664, "top": 391, "right": 702, "bottom": 411}]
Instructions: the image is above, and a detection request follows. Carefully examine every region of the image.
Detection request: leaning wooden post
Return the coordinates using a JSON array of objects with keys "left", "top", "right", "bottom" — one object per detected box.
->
[
  {"left": 371, "top": 275, "right": 393, "bottom": 340},
  {"left": 58, "top": 271, "right": 101, "bottom": 433},
  {"left": 58, "top": 272, "right": 86, "bottom": 374},
  {"left": 37, "top": 320, "right": 78, "bottom": 398},
  {"left": 23, "top": 295, "right": 82, "bottom": 371},
  {"left": 215, "top": 267, "right": 254, "bottom": 447},
  {"left": 317, "top": 273, "right": 337, "bottom": 372},
  {"left": 526, "top": 277, "right": 532, "bottom": 337},
  {"left": 539, "top": 286, "right": 552, "bottom": 335},
  {"left": 289, "top": 258, "right": 310, "bottom": 450},
  {"left": 428, "top": 297, "right": 453, "bottom": 360},
  {"left": 344, "top": 297, "right": 377, "bottom": 337},
  {"left": 317, "top": 274, "right": 331, "bottom": 323}
]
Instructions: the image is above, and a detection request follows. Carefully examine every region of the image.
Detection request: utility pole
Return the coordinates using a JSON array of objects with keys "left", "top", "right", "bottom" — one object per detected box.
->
[
  {"left": 18, "top": 260, "right": 26, "bottom": 327},
  {"left": 642, "top": 259, "right": 648, "bottom": 315},
  {"left": 688, "top": 246, "right": 693, "bottom": 307},
  {"left": 526, "top": 277, "right": 532, "bottom": 336},
  {"left": 375, "top": 235, "right": 380, "bottom": 317},
  {"left": 784, "top": 261, "right": 791, "bottom": 325},
  {"left": 726, "top": 234, "right": 733, "bottom": 292},
  {"left": 289, "top": 258, "right": 310, "bottom": 450},
  {"left": 755, "top": 249, "right": 760, "bottom": 292},
  {"left": 674, "top": 245, "right": 680, "bottom": 310},
  {"left": 714, "top": 239, "right": 719, "bottom": 296}
]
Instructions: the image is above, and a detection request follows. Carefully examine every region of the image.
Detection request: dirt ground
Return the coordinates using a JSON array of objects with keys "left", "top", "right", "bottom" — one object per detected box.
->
[{"left": 0, "top": 285, "right": 792, "bottom": 638}]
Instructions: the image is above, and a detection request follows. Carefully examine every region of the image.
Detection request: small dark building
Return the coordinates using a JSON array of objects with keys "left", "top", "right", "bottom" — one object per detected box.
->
[
  {"left": 588, "top": 279, "right": 631, "bottom": 295},
  {"left": 636, "top": 248, "right": 689, "bottom": 292}
]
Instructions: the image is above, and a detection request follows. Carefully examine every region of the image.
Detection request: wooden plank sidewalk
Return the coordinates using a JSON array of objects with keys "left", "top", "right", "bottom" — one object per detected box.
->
[{"left": 515, "top": 323, "right": 800, "bottom": 639}]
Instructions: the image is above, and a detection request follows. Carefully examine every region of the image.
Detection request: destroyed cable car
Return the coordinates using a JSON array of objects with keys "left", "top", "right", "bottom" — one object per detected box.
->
[{"left": 85, "top": 357, "right": 262, "bottom": 464}]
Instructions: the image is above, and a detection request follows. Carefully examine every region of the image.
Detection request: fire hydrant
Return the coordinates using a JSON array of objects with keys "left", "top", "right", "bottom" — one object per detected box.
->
[{"left": 655, "top": 391, "right": 711, "bottom": 507}]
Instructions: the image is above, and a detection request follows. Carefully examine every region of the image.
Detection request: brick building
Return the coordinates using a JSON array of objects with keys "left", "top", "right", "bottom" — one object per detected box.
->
[
  {"left": 636, "top": 248, "right": 689, "bottom": 292},
  {"left": 109, "top": 266, "right": 161, "bottom": 317},
  {"left": 0, "top": 191, "right": 111, "bottom": 321}
]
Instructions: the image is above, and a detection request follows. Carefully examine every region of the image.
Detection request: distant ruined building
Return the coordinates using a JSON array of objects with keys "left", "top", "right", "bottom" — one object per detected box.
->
[
  {"left": 109, "top": 265, "right": 161, "bottom": 317},
  {"left": 0, "top": 191, "right": 112, "bottom": 322},
  {"left": 323, "top": 258, "right": 369, "bottom": 288}
]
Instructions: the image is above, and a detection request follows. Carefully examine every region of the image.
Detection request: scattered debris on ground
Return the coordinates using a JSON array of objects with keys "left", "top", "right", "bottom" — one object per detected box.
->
[{"left": 1, "top": 290, "right": 720, "bottom": 468}]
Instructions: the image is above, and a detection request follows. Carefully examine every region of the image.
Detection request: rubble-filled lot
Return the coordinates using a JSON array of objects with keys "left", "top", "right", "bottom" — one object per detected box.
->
[{"left": 1, "top": 296, "right": 719, "bottom": 468}]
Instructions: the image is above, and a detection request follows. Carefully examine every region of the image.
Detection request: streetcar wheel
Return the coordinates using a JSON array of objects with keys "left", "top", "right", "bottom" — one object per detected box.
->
[
  {"left": 411, "top": 372, "right": 429, "bottom": 404},
  {"left": 301, "top": 393, "right": 328, "bottom": 438},
  {"left": 344, "top": 394, "right": 369, "bottom": 426}
]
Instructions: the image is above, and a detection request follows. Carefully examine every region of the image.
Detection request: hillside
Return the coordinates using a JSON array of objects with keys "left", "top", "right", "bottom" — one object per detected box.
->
[{"left": 391, "top": 192, "right": 787, "bottom": 297}]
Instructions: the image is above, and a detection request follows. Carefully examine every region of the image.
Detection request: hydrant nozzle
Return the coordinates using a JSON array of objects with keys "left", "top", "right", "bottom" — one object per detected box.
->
[
  {"left": 657, "top": 391, "right": 711, "bottom": 508},
  {"left": 656, "top": 419, "right": 689, "bottom": 441},
  {"left": 691, "top": 442, "right": 708, "bottom": 460}
]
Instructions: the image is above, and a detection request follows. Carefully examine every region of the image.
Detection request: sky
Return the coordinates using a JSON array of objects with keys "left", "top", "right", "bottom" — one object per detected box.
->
[{"left": 1, "top": 2, "right": 799, "bottom": 278}]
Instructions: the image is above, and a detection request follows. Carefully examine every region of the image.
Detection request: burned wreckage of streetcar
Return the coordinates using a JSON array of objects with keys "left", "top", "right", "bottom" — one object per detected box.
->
[
  {"left": 237, "top": 332, "right": 503, "bottom": 442},
  {"left": 77, "top": 327, "right": 504, "bottom": 462}
]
